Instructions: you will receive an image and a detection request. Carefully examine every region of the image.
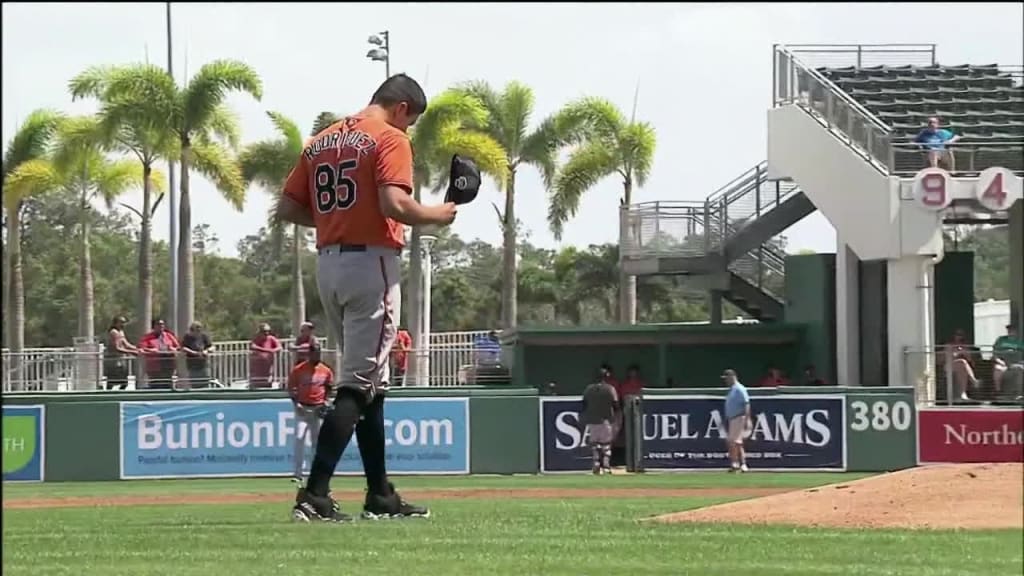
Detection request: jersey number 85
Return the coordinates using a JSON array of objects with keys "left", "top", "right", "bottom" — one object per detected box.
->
[{"left": 315, "top": 159, "right": 358, "bottom": 214}]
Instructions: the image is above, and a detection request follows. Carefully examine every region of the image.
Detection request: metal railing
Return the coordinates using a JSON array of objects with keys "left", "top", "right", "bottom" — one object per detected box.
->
[
  {"left": 904, "top": 344, "right": 1024, "bottom": 406},
  {"left": 774, "top": 44, "right": 1024, "bottom": 176},
  {"left": 778, "top": 44, "right": 937, "bottom": 70},
  {"left": 620, "top": 162, "right": 793, "bottom": 297},
  {"left": 1, "top": 330, "right": 497, "bottom": 392},
  {"left": 889, "top": 141, "right": 1024, "bottom": 177}
]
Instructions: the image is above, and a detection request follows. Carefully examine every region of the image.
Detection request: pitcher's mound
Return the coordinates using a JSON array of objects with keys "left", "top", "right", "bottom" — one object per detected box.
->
[{"left": 650, "top": 463, "right": 1023, "bottom": 530}]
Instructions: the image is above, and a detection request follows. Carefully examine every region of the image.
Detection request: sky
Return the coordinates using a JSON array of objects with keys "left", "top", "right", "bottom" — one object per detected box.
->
[{"left": 3, "top": 2, "right": 1023, "bottom": 258}]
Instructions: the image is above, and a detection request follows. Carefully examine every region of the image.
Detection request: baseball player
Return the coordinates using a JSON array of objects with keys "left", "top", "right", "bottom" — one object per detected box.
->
[
  {"left": 286, "top": 342, "right": 333, "bottom": 484},
  {"left": 581, "top": 370, "right": 619, "bottom": 475},
  {"left": 723, "top": 369, "right": 751, "bottom": 473},
  {"left": 275, "top": 74, "right": 477, "bottom": 523}
]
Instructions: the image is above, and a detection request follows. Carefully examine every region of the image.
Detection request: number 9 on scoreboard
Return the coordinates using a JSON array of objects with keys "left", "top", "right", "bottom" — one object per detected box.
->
[
  {"left": 913, "top": 168, "right": 952, "bottom": 211},
  {"left": 975, "top": 166, "right": 1022, "bottom": 212}
]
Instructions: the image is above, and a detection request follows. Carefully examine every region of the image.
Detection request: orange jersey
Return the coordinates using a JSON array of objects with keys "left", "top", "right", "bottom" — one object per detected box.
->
[
  {"left": 287, "top": 361, "right": 334, "bottom": 406},
  {"left": 283, "top": 115, "right": 413, "bottom": 249}
]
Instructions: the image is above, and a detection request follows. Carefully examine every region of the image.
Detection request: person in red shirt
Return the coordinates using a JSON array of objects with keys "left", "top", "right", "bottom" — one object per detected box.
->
[
  {"left": 289, "top": 321, "right": 319, "bottom": 366},
  {"left": 287, "top": 343, "right": 334, "bottom": 484},
  {"left": 391, "top": 327, "right": 413, "bottom": 386},
  {"left": 616, "top": 364, "right": 645, "bottom": 400},
  {"left": 249, "top": 323, "right": 282, "bottom": 389},
  {"left": 138, "top": 318, "right": 180, "bottom": 389},
  {"left": 757, "top": 366, "right": 791, "bottom": 388}
]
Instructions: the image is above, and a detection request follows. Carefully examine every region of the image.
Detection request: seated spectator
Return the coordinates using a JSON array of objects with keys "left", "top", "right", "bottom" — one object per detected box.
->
[
  {"left": 757, "top": 366, "right": 791, "bottom": 388},
  {"left": 289, "top": 321, "right": 319, "bottom": 366},
  {"left": 914, "top": 117, "right": 960, "bottom": 171},
  {"left": 946, "top": 328, "right": 981, "bottom": 401},
  {"left": 249, "top": 323, "right": 282, "bottom": 389},
  {"left": 800, "top": 365, "right": 827, "bottom": 386},
  {"left": 103, "top": 315, "right": 138, "bottom": 390},
  {"left": 473, "top": 330, "right": 502, "bottom": 366},
  {"left": 390, "top": 326, "right": 412, "bottom": 385},
  {"left": 993, "top": 324, "right": 1023, "bottom": 394},
  {"left": 139, "top": 318, "right": 180, "bottom": 390},
  {"left": 181, "top": 322, "right": 215, "bottom": 389},
  {"left": 616, "top": 364, "right": 645, "bottom": 400}
]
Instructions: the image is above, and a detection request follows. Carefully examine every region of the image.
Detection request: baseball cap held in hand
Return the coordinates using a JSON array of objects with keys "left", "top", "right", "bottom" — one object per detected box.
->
[{"left": 444, "top": 155, "right": 482, "bottom": 205}]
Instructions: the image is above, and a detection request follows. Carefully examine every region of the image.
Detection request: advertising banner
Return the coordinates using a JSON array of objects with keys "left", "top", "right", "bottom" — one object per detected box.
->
[
  {"left": 120, "top": 398, "right": 469, "bottom": 479},
  {"left": 641, "top": 395, "right": 846, "bottom": 471},
  {"left": 539, "top": 397, "right": 593, "bottom": 473},
  {"left": 918, "top": 408, "right": 1024, "bottom": 463},
  {"left": 3, "top": 405, "right": 45, "bottom": 482}
]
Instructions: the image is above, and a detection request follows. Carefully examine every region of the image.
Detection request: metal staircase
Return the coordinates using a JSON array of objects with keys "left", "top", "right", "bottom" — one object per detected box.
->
[{"left": 621, "top": 161, "right": 815, "bottom": 322}]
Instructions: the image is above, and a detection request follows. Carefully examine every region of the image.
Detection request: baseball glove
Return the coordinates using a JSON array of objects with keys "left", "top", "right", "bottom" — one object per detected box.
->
[{"left": 444, "top": 155, "right": 482, "bottom": 205}]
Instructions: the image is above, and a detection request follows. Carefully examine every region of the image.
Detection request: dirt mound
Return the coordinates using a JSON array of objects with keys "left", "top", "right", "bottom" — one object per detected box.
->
[
  {"left": 3, "top": 486, "right": 790, "bottom": 510},
  {"left": 650, "top": 463, "right": 1024, "bottom": 530}
]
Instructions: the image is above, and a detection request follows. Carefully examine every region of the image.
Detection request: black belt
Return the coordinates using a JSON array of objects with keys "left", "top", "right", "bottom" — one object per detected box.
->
[{"left": 318, "top": 244, "right": 401, "bottom": 255}]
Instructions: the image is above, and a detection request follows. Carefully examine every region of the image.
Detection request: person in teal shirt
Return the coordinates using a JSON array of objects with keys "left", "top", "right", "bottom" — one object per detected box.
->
[
  {"left": 993, "top": 325, "right": 1023, "bottom": 394},
  {"left": 723, "top": 369, "right": 751, "bottom": 473},
  {"left": 914, "top": 117, "right": 960, "bottom": 171}
]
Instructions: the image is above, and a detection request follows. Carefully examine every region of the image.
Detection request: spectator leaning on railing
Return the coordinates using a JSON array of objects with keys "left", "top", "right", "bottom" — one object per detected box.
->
[
  {"left": 103, "top": 315, "right": 138, "bottom": 390},
  {"left": 914, "top": 117, "right": 960, "bottom": 171},
  {"left": 138, "top": 319, "right": 180, "bottom": 390},
  {"left": 181, "top": 322, "right": 215, "bottom": 389},
  {"left": 249, "top": 322, "right": 282, "bottom": 389},
  {"left": 993, "top": 324, "right": 1023, "bottom": 396}
]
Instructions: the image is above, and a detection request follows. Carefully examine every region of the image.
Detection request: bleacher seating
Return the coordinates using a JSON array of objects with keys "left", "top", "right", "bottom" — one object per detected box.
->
[{"left": 816, "top": 64, "right": 1024, "bottom": 173}]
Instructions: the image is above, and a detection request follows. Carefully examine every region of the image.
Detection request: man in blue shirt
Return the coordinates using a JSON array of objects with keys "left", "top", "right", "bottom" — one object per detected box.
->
[
  {"left": 914, "top": 117, "right": 960, "bottom": 171},
  {"left": 723, "top": 369, "right": 751, "bottom": 473}
]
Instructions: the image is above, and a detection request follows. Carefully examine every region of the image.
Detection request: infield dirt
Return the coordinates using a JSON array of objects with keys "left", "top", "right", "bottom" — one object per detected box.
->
[{"left": 650, "top": 463, "right": 1024, "bottom": 530}]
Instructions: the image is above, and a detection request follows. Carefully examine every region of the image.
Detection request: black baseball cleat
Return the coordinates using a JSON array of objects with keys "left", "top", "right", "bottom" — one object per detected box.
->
[
  {"left": 361, "top": 483, "right": 431, "bottom": 520},
  {"left": 291, "top": 488, "right": 353, "bottom": 523}
]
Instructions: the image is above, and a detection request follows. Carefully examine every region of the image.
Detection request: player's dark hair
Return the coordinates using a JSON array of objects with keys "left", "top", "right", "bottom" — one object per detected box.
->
[{"left": 370, "top": 73, "right": 428, "bottom": 115}]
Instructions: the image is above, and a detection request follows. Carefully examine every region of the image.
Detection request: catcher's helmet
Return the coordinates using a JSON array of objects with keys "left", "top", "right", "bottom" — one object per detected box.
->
[{"left": 444, "top": 155, "right": 482, "bottom": 205}]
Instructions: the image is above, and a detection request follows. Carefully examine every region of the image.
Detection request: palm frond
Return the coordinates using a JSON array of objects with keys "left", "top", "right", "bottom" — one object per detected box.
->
[
  {"left": 561, "top": 97, "right": 626, "bottom": 143},
  {"left": 52, "top": 115, "right": 107, "bottom": 173},
  {"left": 620, "top": 121, "right": 657, "bottom": 187},
  {"left": 496, "top": 81, "right": 535, "bottom": 155},
  {"left": 93, "top": 159, "right": 146, "bottom": 209},
  {"left": 3, "top": 109, "right": 64, "bottom": 178},
  {"left": 189, "top": 140, "right": 246, "bottom": 210},
  {"left": 68, "top": 65, "right": 118, "bottom": 101},
  {"left": 548, "top": 140, "right": 617, "bottom": 240},
  {"left": 238, "top": 140, "right": 295, "bottom": 191},
  {"left": 2, "top": 159, "right": 60, "bottom": 210},
  {"left": 453, "top": 81, "right": 505, "bottom": 143},
  {"left": 266, "top": 111, "right": 303, "bottom": 154},
  {"left": 182, "top": 60, "right": 262, "bottom": 135},
  {"left": 201, "top": 104, "right": 242, "bottom": 150},
  {"left": 95, "top": 64, "right": 180, "bottom": 137}
]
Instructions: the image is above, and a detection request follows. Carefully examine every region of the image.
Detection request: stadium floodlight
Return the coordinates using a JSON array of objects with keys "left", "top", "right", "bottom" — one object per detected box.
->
[{"left": 365, "top": 31, "right": 390, "bottom": 79}]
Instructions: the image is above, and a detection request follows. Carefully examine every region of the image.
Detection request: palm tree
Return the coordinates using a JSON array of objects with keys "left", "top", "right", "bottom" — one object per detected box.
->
[
  {"left": 9, "top": 116, "right": 158, "bottom": 341},
  {"left": 70, "top": 64, "right": 178, "bottom": 340},
  {"left": 405, "top": 90, "right": 505, "bottom": 360},
  {"left": 3, "top": 110, "right": 63, "bottom": 355},
  {"left": 239, "top": 111, "right": 307, "bottom": 335},
  {"left": 83, "top": 61, "right": 261, "bottom": 332},
  {"left": 452, "top": 81, "right": 583, "bottom": 329},
  {"left": 311, "top": 112, "right": 341, "bottom": 136},
  {"left": 548, "top": 97, "right": 656, "bottom": 324}
]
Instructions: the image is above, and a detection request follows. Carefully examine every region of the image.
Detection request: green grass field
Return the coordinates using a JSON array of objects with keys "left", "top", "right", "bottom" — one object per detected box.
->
[{"left": 4, "top": 473, "right": 1021, "bottom": 576}]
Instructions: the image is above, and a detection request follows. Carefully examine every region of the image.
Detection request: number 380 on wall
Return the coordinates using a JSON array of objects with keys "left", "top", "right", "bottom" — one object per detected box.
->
[{"left": 913, "top": 166, "right": 1023, "bottom": 212}]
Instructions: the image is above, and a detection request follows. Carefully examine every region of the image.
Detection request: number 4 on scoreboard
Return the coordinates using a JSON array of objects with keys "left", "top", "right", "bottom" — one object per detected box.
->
[{"left": 975, "top": 166, "right": 1021, "bottom": 212}]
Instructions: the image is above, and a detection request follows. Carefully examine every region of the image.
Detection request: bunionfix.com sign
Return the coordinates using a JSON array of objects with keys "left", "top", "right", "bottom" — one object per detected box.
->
[{"left": 120, "top": 398, "right": 469, "bottom": 479}]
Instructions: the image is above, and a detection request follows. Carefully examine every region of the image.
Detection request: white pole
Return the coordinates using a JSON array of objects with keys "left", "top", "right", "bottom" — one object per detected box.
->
[
  {"left": 166, "top": 1, "right": 178, "bottom": 334},
  {"left": 419, "top": 235, "right": 436, "bottom": 387}
]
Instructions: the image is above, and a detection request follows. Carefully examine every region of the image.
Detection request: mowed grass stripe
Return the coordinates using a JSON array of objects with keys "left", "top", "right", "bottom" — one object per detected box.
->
[
  {"left": 2, "top": 471, "right": 872, "bottom": 500},
  {"left": 3, "top": 498, "right": 1020, "bottom": 576}
]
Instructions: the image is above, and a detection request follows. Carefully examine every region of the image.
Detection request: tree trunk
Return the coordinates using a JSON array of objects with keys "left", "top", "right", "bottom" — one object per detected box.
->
[
  {"left": 137, "top": 164, "right": 154, "bottom": 341},
  {"left": 501, "top": 172, "right": 518, "bottom": 329},
  {"left": 6, "top": 203, "right": 25, "bottom": 354},
  {"left": 618, "top": 178, "right": 637, "bottom": 325},
  {"left": 78, "top": 184, "right": 95, "bottom": 342},
  {"left": 407, "top": 185, "right": 424, "bottom": 382},
  {"left": 291, "top": 223, "right": 305, "bottom": 335},
  {"left": 177, "top": 142, "right": 194, "bottom": 334}
]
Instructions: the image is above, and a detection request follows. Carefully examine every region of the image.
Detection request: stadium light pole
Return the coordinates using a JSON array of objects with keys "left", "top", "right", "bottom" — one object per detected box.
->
[
  {"left": 418, "top": 234, "right": 437, "bottom": 387},
  {"left": 366, "top": 31, "right": 390, "bottom": 80},
  {"left": 166, "top": 1, "right": 179, "bottom": 335}
]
